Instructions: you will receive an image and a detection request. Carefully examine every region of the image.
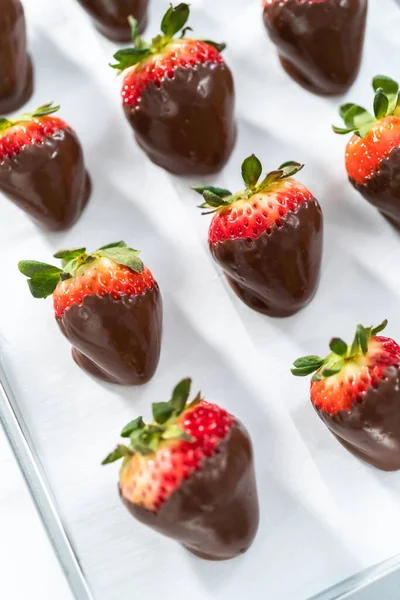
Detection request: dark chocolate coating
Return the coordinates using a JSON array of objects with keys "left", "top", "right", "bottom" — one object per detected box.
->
[
  {"left": 211, "top": 200, "right": 323, "bottom": 317},
  {"left": 57, "top": 288, "right": 162, "bottom": 385},
  {"left": 263, "top": 0, "right": 367, "bottom": 96},
  {"left": 121, "top": 421, "right": 259, "bottom": 560},
  {"left": 124, "top": 62, "right": 236, "bottom": 176},
  {"left": 76, "top": 0, "right": 148, "bottom": 41},
  {"left": 0, "top": 128, "right": 91, "bottom": 231},
  {"left": 0, "top": 0, "right": 33, "bottom": 113},
  {"left": 316, "top": 366, "right": 400, "bottom": 471},
  {"left": 350, "top": 147, "right": 400, "bottom": 229}
]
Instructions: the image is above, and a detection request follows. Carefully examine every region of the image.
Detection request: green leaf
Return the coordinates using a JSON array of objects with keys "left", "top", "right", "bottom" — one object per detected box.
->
[
  {"left": 374, "top": 88, "right": 389, "bottom": 120},
  {"left": 162, "top": 425, "right": 193, "bottom": 441},
  {"left": 110, "top": 48, "right": 150, "bottom": 72},
  {"left": 339, "top": 103, "right": 354, "bottom": 119},
  {"left": 98, "top": 241, "right": 127, "bottom": 250},
  {"left": 203, "top": 40, "right": 226, "bottom": 53},
  {"left": 99, "top": 247, "right": 144, "bottom": 273},
  {"left": 170, "top": 378, "right": 191, "bottom": 413},
  {"left": 241, "top": 154, "right": 262, "bottom": 189},
  {"left": 31, "top": 102, "right": 60, "bottom": 118},
  {"left": 257, "top": 170, "right": 284, "bottom": 192},
  {"left": 0, "top": 118, "right": 12, "bottom": 133},
  {"left": 53, "top": 247, "right": 86, "bottom": 260},
  {"left": 201, "top": 189, "right": 231, "bottom": 208},
  {"left": 62, "top": 257, "right": 80, "bottom": 277},
  {"left": 371, "top": 319, "right": 388, "bottom": 336},
  {"left": 152, "top": 402, "right": 174, "bottom": 424},
  {"left": 329, "top": 338, "right": 348, "bottom": 356},
  {"left": 291, "top": 365, "right": 322, "bottom": 377},
  {"left": 18, "top": 260, "right": 61, "bottom": 278},
  {"left": 292, "top": 355, "right": 324, "bottom": 369},
  {"left": 121, "top": 416, "right": 145, "bottom": 438},
  {"left": 128, "top": 15, "right": 139, "bottom": 44},
  {"left": 321, "top": 366, "right": 342, "bottom": 378},
  {"left": 332, "top": 125, "right": 356, "bottom": 135},
  {"left": 101, "top": 447, "right": 124, "bottom": 465},
  {"left": 278, "top": 161, "right": 304, "bottom": 178},
  {"left": 357, "top": 325, "right": 369, "bottom": 355},
  {"left": 160, "top": 3, "right": 190, "bottom": 38},
  {"left": 27, "top": 270, "right": 62, "bottom": 298},
  {"left": 192, "top": 186, "right": 232, "bottom": 198},
  {"left": 344, "top": 105, "right": 374, "bottom": 132},
  {"left": 373, "top": 75, "right": 399, "bottom": 112}
]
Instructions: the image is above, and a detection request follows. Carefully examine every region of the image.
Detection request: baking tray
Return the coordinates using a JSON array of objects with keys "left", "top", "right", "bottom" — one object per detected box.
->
[{"left": 2, "top": 0, "right": 400, "bottom": 598}]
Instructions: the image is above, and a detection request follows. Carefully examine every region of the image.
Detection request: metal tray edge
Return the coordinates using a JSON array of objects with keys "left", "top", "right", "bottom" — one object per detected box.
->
[{"left": 0, "top": 363, "right": 93, "bottom": 600}]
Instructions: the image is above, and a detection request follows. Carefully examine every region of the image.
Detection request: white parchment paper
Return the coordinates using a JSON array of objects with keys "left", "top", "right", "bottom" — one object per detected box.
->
[{"left": 1, "top": 0, "right": 400, "bottom": 598}]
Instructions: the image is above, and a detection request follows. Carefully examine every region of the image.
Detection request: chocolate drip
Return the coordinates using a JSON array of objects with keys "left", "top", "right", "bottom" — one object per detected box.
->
[
  {"left": 0, "top": 0, "right": 33, "bottom": 113},
  {"left": 121, "top": 421, "right": 259, "bottom": 560},
  {"left": 211, "top": 200, "right": 323, "bottom": 317},
  {"left": 125, "top": 62, "right": 236, "bottom": 175},
  {"left": 317, "top": 366, "right": 400, "bottom": 471},
  {"left": 263, "top": 0, "right": 367, "bottom": 96},
  {"left": 57, "top": 288, "right": 163, "bottom": 385},
  {"left": 76, "top": 0, "right": 148, "bottom": 41},
  {"left": 350, "top": 147, "right": 400, "bottom": 229},
  {"left": 0, "top": 128, "right": 91, "bottom": 231}
]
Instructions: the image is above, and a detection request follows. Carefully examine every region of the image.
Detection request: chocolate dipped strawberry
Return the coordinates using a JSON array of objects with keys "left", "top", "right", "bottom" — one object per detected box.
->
[
  {"left": 263, "top": 0, "right": 367, "bottom": 96},
  {"left": 333, "top": 75, "right": 400, "bottom": 228},
  {"left": 76, "top": 0, "right": 148, "bottom": 41},
  {"left": 193, "top": 155, "right": 323, "bottom": 317},
  {"left": 103, "top": 378, "right": 259, "bottom": 559},
  {"left": 291, "top": 320, "right": 400, "bottom": 471},
  {"left": 111, "top": 3, "right": 235, "bottom": 175},
  {"left": 18, "top": 242, "right": 162, "bottom": 385},
  {"left": 0, "top": 0, "right": 33, "bottom": 114},
  {"left": 0, "top": 103, "right": 91, "bottom": 231}
]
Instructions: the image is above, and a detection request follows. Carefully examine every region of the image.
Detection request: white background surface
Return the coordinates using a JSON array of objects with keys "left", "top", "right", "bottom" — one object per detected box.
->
[{"left": 2, "top": 0, "right": 400, "bottom": 599}]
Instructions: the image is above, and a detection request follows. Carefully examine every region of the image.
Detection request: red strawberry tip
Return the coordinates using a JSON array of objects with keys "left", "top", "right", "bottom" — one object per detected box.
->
[
  {"left": 18, "top": 241, "right": 144, "bottom": 299},
  {"left": 0, "top": 102, "right": 60, "bottom": 136},
  {"left": 102, "top": 378, "right": 203, "bottom": 465},
  {"left": 110, "top": 3, "right": 225, "bottom": 75},
  {"left": 291, "top": 319, "right": 389, "bottom": 381},
  {"left": 333, "top": 75, "right": 400, "bottom": 138},
  {"left": 193, "top": 154, "right": 304, "bottom": 215}
]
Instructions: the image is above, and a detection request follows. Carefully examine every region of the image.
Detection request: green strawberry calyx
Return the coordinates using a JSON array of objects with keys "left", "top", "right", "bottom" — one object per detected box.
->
[
  {"left": 291, "top": 320, "right": 388, "bottom": 382},
  {"left": 110, "top": 3, "right": 226, "bottom": 74},
  {"left": 333, "top": 75, "right": 400, "bottom": 138},
  {"left": 18, "top": 241, "right": 144, "bottom": 299},
  {"left": 193, "top": 154, "right": 304, "bottom": 214},
  {"left": 0, "top": 102, "right": 60, "bottom": 135},
  {"left": 102, "top": 378, "right": 201, "bottom": 464}
]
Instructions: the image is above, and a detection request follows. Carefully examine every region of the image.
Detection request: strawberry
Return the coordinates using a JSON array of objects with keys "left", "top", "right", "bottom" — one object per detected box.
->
[
  {"left": 0, "top": 102, "right": 91, "bottom": 231},
  {"left": 103, "top": 378, "right": 259, "bottom": 560},
  {"left": 76, "top": 0, "right": 148, "bottom": 42},
  {"left": 333, "top": 75, "right": 400, "bottom": 228},
  {"left": 263, "top": 0, "right": 367, "bottom": 95},
  {"left": 0, "top": 0, "right": 33, "bottom": 113},
  {"left": 110, "top": 3, "right": 235, "bottom": 175},
  {"left": 193, "top": 155, "right": 323, "bottom": 317},
  {"left": 291, "top": 320, "right": 400, "bottom": 471},
  {"left": 18, "top": 242, "right": 162, "bottom": 385}
]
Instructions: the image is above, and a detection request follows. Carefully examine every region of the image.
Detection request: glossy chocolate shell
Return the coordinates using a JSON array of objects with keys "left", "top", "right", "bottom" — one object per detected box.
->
[
  {"left": 0, "top": 0, "right": 33, "bottom": 113},
  {"left": 121, "top": 421, "right": 259, "bottom": 560},
  {"left": 57, "top": 287, "right": 163, "bottom": 385},
  {"left": 124, "top": 62, "right": 236, "bottom": 176},
  {"left": 0, "top": 128, "right": 91, "bottom": 231},
  {"left": 263, "top": 0, "right": 367, "bottom": 96},
  {"left": 211, "top": 200, "right": 323, "bottom": 317},
  {"left": 350, "top": 147, "right": 400, "bottom": 229},
  {"left": 316, "top": 366, "right": 400, "bottom": 471},
  {"left": 76, "top": 0, "right": 148, "bottom": 41}
]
